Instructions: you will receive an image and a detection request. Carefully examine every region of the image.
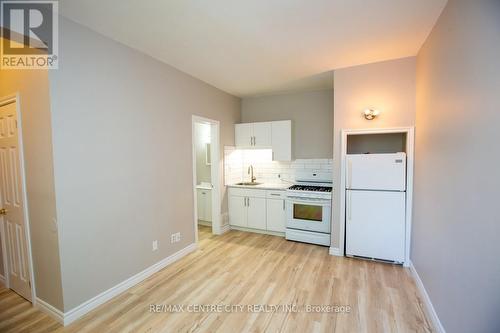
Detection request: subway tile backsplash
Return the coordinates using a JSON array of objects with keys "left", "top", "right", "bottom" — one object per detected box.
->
[{"left": 224, "top": 146, "right": 332, "bottom": 185}]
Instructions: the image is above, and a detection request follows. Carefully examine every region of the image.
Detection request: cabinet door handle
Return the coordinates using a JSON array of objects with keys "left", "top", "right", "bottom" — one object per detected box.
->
[
  {"left": 283, "top": 199, "right": 285, "bottom": 210},
  {"left": 253, "top": 136, "right": 256, "bottom": 146},
  {"left": 247, "top": 197, "right": 250, "bottom": 207},
  {"left": 244, "top": 197, "right": 247, "bottom": 206}
]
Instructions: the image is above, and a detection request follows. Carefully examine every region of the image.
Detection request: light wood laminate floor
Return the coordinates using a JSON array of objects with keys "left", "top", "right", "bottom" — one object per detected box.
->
[{"left": 0, "top": 226, "right": 432, "bottom": 332}]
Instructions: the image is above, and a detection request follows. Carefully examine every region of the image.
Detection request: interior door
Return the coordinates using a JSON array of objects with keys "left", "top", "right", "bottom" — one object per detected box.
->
[
  {"left": 252, "top": 122, "right": 272, "bottom": 147},
  {"left": 0, "top": 101, "right": 32, "bottom": 301},
  {"left": 346, "top": 190, "right": 405, "bottom": 262}
]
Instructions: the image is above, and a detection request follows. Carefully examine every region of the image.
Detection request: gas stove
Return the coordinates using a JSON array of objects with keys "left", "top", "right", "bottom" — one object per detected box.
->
[
  {"left": 285, "top": 171, "right": 333, "bottom": 247},
  {"left": 286, "top": 172, "right": 333, "bottom": 200},
  {"left": 288, "top": 185, "right": 332, "bottom": 192}
]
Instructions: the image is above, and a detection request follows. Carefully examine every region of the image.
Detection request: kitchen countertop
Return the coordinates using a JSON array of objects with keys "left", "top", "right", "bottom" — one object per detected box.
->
[
  {"left": 196, "top": 184, "right": 213, "bottom": 190},
  {"left": 227, "top": 183, "right": 290, "bottom": 190}
]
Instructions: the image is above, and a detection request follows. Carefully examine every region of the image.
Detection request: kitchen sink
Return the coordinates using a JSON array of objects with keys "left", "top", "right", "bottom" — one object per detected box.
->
[{"left": 235, "top": 182, "right": 262, "bottom": 186}]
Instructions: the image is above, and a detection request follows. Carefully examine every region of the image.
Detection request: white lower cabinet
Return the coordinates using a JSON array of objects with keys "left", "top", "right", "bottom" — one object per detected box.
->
[
  {"left": 228, "top": 195, "right": 247, "bottom": 227},
  {"left": 228, "top": 188, "right": 286, "bottom": 234},
  {"left": 247, "top": 197, "right": 266, "bottom": 229},
  {"left": 197, "top": 188, "right": 212, "bottom": 222},
  {"left": 266, "top": 198, "right": 286, "bottom": 232}
]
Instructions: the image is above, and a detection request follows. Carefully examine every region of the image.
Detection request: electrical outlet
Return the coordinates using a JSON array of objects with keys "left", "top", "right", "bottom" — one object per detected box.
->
[
  {"left": 152, "top": 240, "right": 158, "bottom": 251},
  {"left": 171, "top": 232, "right": 181, "bottom": 243}
]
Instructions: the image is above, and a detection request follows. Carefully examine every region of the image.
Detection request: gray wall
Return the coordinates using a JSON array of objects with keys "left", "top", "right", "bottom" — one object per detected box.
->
[
  {"left": 332, "top": 57, "right": 416, "bottom": 249},
  {"left": 241, "top": 90, "right": 333, "bottom": 158},
  {"left": 49, "top": 17, "right": 240, "bottom": 311},
  {"left": 413, "top": 1, "right": 500, "bottom": 332},
  {"left": 0, "top": 57, "right": 64, "bottom": 310}
]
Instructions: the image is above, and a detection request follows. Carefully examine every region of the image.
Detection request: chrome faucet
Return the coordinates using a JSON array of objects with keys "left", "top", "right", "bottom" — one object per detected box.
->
[{"left": 248, "top": 165, "right": 256, "bottom": 183}]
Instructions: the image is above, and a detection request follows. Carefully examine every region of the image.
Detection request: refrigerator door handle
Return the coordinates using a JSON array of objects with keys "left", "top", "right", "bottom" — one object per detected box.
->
[
  {"left": 347, "top": 190, "right": 352, "bottom": 221},
  {"left": 347, "top": 159, "right": 353, "bottom": 189}
]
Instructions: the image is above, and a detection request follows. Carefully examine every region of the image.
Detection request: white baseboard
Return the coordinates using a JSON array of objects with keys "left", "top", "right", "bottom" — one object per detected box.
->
[
  {"left": 0, "top": 273, "right": 5, "bottom": 286},
  {"left": 36, "top": 297, "right": 64, "bottom": 324},
  {"left": 197, "top": 220, "right": 212, "bottom": 227},
  {"left": 220, "top": 223, "right": 231, "bottom": 234},
  {"left": 329, "top": 247, "right": 343, "bottom": 256},
  {"left": 63, "top": 243, "right": 197, "bottom": 326},
  {"left": 409, "top": 261, "right": 446, "bottom": 333},
  {"left": 230, "top": 226, "right": 285, "bottom": 237}
]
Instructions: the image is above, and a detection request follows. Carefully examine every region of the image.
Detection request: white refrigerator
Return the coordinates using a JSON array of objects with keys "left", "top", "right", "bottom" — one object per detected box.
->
[{"left": 345, "top": 153, "right": 406, "bottom": 263}]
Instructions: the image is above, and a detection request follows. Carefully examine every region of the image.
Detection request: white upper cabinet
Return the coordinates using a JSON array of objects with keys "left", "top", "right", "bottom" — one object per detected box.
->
[
  {"left": 252, "top": 122, "right": 272, "bottom": 147},
  {"left": 235, "top": 123, "right": 253, "bottom": 147},
  {"left": 235, "top": 122, "right": 272, "bottom": 148},
  {"left": 235, "top": 120, "right": 292, "bottom": 161},
  {"left": 271, "top": 120, "right": 292, "bottom": 161}
]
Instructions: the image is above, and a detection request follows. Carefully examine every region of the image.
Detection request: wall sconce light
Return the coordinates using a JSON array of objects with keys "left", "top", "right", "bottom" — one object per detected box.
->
[{"left": 363, "top": 108, "right": 380, "bottom": 120}]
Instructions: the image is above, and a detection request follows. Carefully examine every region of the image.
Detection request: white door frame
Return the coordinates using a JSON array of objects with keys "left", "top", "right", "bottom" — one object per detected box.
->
[
  {"left": 191, "top": 115, "right": 221, "bottom": 242},
  {"left": 338, "top": 127, "right": 414, "bottom": 267},
  {"left": 0, "top": 93, "right": 37, "bottom": 302}
]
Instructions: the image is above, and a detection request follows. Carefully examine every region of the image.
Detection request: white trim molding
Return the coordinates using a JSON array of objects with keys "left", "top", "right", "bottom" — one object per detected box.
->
[
  {"left": 338, "top": 127, "right": 415, "bottom": 266},
  {"left": 192, "top": 115, "right": 222, "bottom": 241},
  {"left": 409, "top": 261, "right": 446, "bottom": 333},
  {"left": 36, "top": 297, "right": 65, "bottom": 324},
  {"left": 220, "top": 223, "right": 231, "bottom": 234},
  {"left": 230, "top": 226, "right": 285, "bottom": 237},
  {"left": 62, "top": 243, "right": 196, "bottom": 326},
  {"left": 329, "top": 247, "right": 342, "bottom": 256}
]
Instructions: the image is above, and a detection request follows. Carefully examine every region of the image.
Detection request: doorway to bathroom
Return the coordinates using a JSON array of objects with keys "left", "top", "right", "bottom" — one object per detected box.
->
[{"left": 191, "top": 116, "right": 221, "bottom": 242}]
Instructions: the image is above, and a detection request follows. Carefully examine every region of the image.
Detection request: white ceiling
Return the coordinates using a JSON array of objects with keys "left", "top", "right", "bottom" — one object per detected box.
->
[{"left": 59, "top": 0, "right": 446, "bottom": 97}]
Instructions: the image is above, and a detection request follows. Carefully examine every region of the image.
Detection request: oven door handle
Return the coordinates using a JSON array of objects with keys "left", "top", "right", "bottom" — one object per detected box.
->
[{"left": 286, "top": 196, "right": 331, "bottom": 204}]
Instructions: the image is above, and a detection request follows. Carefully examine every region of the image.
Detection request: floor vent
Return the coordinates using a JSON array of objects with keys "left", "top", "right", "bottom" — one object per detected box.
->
[{"left": 349, "top": 255, "right": 402, "bottom": 265}]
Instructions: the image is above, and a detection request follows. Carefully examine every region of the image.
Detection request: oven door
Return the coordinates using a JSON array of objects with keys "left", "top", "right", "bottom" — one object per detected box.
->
[{"left": 287, "top": 197, "right": 331, "bottom": 233}]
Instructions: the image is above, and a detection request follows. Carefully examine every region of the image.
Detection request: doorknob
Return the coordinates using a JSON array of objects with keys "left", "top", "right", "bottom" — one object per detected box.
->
[{"left": 0, "top": 208, "right": 7, "bottom": 215}]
